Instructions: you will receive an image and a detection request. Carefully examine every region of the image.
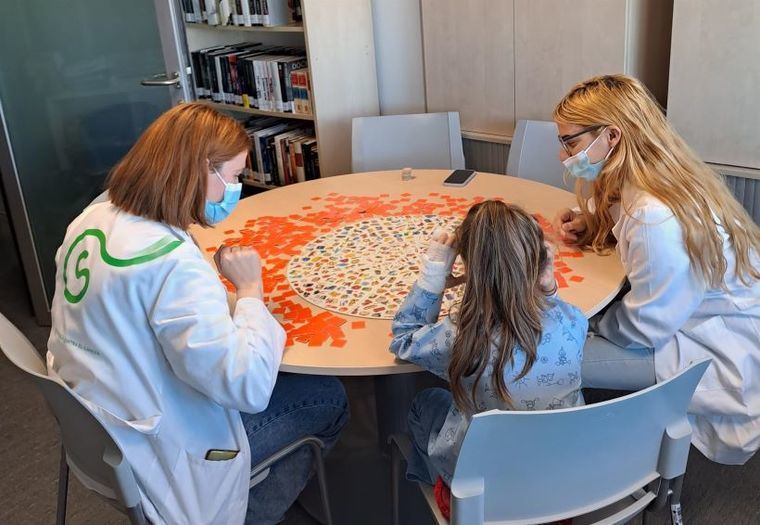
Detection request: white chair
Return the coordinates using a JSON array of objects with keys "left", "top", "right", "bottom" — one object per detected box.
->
[
  {"left": 507, "top": 119, "right": 570, "bottom": 190},
  {"left": 0, "top": 313, "right": 334, "bottom": 525},
  {"left": 351, "top": 112, "right": 466, "bottom": 172},
  {"left": 391, "top": 359, "right": 711, "bottom": 525}
]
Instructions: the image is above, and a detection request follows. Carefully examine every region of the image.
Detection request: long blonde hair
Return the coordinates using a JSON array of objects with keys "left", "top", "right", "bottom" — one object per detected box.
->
[
  {"left": 449, "top": 201, "right": 550, "bottom": 414},
  {"left": 553, "top": 74, "right": 760, "bottom": 287}
]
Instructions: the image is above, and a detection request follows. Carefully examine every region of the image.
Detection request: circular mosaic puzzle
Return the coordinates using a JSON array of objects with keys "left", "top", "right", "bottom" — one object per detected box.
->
[{"left": 287, "top": 215, "right": 465, "bottom": 319}]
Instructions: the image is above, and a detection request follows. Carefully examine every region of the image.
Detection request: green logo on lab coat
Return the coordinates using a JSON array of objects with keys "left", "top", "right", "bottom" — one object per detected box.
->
[{"left": 63, "top": 229, "right": 183, "bottom": 304}]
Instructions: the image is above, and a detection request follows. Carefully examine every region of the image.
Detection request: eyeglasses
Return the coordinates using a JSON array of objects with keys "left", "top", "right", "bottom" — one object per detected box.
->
[{"left": 557, "top": 125, "right": 604, "bottom": 155}]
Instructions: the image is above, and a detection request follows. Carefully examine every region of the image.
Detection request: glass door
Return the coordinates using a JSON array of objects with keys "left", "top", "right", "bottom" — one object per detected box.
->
[{"left": 0, "top": 0, "right": 189, "bottom": 323}]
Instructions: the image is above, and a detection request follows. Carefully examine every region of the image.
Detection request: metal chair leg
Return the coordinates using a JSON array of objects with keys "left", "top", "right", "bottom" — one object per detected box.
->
[
  {"left": 669, "top": 475, "right": 685, "bottom": 525},
  {"left": 308, "top": 441, "right": 333, "bottom": 525},
  {"left": 56, "top": 444, "right": 69, "bottom": 525},
  {"left": 391, "top": 440, "right": 401, "bottom": 525}
]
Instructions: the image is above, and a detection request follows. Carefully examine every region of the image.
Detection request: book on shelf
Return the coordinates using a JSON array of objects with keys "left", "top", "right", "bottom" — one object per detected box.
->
[
  {"left": 182, "top": 0, "right": 203, "bottom": 23},
  {"left": 182, "top": 0, "right": 298, "bottom": 28},
  {"left": 191, "top": 43, "right": 308, "bottom": 115},
  {"left": 290, "top": 68, "right": 312, "bottom": 115},
  {"left": 300, "top": 138, "right": 320, "bottom": 181},
  {"left": 289, "top": 0, "right": 302, "bottom": 22},
  {"left": 292, "top": 136, "right": 312, "bottom": 183},
  {"left": 240, "top": 117, "right": 317, "bottom": 186},
  {"left": 273, "top": 129, "right": 305, "bottom": 185}
]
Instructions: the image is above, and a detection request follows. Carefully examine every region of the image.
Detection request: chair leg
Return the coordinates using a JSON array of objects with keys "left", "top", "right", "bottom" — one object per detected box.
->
[
  {"left": 309, "top": 442, "right": 333, "bottom": 525},
  {"left": 391, "top": 440, "right": 401, "bottom": 525},
  {"left": 669, "top": 475, "right": 685, "bottom": 525},
  {"left": 56, "top": 444, "right": 69, "bottom": 525}
]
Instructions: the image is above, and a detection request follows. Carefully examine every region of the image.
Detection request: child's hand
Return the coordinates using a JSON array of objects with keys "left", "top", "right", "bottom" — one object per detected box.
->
[
  {"left": 539, "top": 241, "right": 558, "bottom": 296},
  {"left": 418, "top": 229, "right": 457, "bottom": 294},
  {"left": 426, "top": 228, "right": 456, "bottom": 267}
]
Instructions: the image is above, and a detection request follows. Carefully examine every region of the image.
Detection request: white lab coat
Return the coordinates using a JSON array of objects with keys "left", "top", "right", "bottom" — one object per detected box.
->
[
  {"left": 596, "top": 186, "right": 760, "bottom": 465},
  {"left": 47, "top": 201, "right": 286, "bottom": 524}
]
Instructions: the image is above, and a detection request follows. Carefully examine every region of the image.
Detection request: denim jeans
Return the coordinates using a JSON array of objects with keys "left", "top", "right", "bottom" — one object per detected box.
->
[
  {"left": 582, "top": 332, "right": 656, "bottom": 391},
  {"left": 406, "top": 387, "right": 452, "bottom": 485},
  {"left": 240, "top": 373, "right": 349, "bottom": 525}
]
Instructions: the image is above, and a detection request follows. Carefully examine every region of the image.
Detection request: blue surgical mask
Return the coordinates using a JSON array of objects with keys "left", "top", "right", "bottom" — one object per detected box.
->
[
  {"left": 205, "top": 167, "right": 242, "bottom": 224},
  {"left": 562, "top": 129, "right": 614, "bottom": 181}
]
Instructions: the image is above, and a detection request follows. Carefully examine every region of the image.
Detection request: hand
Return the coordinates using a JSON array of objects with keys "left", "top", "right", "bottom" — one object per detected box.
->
[
  {"left": 553, "top": 208, "right": 587, "bottom": 244},
  {"left": 539, "top": 241, "right": 558, "bottom": 295},
  {"left": 213, "top": 245, "right": 264, "bottom": 300},
  {"left": 426, "top": 228, "right": 456, "bottom": 268}
]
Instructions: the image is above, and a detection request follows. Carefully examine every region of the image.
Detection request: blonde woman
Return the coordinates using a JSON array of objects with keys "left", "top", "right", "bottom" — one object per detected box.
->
[
  {"left": 553, "top": 74, "right": 760, "bottom": 465},
  {"left": 47, "top": 103, "right": 347, "bottom": 524},
  {"left": 390, "top": 201, "right": 587, "bottom": 518}
]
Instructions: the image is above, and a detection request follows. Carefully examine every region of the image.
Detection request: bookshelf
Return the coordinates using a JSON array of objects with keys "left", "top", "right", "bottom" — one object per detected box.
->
[{"left": 181, "top": 0, "right": 379, "bottom": 188}]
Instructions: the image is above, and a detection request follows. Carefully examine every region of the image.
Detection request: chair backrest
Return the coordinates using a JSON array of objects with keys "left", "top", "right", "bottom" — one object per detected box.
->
[
  {"left": 507, "top": 119, "right": 570, "bottom": 190},
  {"left": 451, "top": 359, "right": 711, "bottom": 524},
  {"left": 351, "top": 112, "right": 466, "bottom": 172},
  {"left": 0, "top": 313, "right": 144, "bottom": 518}
]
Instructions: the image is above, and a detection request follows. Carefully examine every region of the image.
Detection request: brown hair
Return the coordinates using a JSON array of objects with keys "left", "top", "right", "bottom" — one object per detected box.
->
[
  {"left": 448, "top": 201, "right": 551, "bottom": 414},
  {"left": 553, "top": 74, "right": 760, "bottom": 286},
  {"left": 107, "top": 103, "right": 250, "bottom": 230}
]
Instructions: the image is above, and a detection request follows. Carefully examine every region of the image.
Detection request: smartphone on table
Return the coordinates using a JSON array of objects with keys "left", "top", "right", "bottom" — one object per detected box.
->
[{"left": 442, "top": 169, "right": 476, "bottom": 187}]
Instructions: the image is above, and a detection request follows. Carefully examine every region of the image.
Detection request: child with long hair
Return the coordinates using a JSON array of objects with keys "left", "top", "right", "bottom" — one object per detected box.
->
[
  {"left": 390, "top": 200, "right": 587, "bottom": 493},
  {"left": 553, "top": 74, "right": 760, "bottom": 465}
]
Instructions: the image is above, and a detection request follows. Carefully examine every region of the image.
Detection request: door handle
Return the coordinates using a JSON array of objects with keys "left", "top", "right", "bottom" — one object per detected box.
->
[{"left": 140, "top": 72, "right": 181, "bottom": 88}]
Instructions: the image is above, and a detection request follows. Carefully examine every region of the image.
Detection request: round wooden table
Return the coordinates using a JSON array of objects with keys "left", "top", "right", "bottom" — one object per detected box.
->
[{"left": 190, "top": 169, "right": 625, "bottom": 376}]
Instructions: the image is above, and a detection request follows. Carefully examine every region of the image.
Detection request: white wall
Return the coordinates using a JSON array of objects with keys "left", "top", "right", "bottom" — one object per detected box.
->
[{"left": 371, "top": 0, "right": 426, "bottom": 115}]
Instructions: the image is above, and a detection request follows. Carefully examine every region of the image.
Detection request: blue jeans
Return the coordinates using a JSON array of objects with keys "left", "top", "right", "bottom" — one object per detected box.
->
[
  {"left": 406, "top": 387, "right": 452, "bottom": 485},
  {"left": 582, "top": 332, "right": 656, "bottom": 390},
  {"left": 240, "top": 373, "right": 349, "bottom": 525}
]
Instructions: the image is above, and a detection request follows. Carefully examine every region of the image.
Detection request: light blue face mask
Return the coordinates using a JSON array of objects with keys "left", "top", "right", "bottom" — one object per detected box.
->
[
  {"left": 205, "top": 166, "right": 242, "bottom": 224},
  {"left": 562, "top": 128, "right": 614, "bottom": 181}
]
